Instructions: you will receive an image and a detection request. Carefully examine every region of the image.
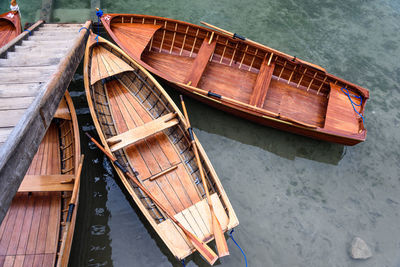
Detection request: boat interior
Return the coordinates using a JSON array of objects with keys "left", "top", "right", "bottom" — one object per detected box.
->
[
  {"left": 87, "top": 40, "right": 237, "bottom": 257},
  {"left": 110, "top": 16, "right": 364, "bottom": 134},
  {"left": 0, "top": 14, "right": 18, "bottom": 48},
  {"left": 0, "top": 95, "right": 79, "bottom": 266}
]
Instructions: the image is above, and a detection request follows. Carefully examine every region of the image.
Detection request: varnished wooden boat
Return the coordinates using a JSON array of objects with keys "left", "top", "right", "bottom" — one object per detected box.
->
[
  {"left": 0, "top": 1, "right": 21, "bottom": 49},
  {"left": 101, "top": 14, "right": 369, "bottom": 145},
  {"left": 84, "top": 32, "right": 238, "bottom": 261},
  {"left": 0, "top": 92, "right": 83, "bottom": 267}
]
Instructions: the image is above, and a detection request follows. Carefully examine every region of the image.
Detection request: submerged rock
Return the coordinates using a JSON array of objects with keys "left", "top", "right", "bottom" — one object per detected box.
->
[{"left": 350, "top": 237, "right": 372, "bottom": 259}]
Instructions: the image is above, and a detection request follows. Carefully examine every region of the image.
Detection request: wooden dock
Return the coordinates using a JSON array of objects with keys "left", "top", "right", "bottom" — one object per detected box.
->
[{"left": 0, "top": 21, "right": 91, "bottom": 224}]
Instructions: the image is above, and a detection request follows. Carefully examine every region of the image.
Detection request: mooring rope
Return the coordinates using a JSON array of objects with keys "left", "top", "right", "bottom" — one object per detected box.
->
[
  {"left": 181, "top": 259, "right": 186, "bottom": 267},
  {"left": 229, "top": 229, "right": 248, "bottom": 267},
  {"left": 95, "top": 8, "right": 104, "bottom": 43},
  {"left": 341, "top": 87, "right": 364, "bottom": 123}
]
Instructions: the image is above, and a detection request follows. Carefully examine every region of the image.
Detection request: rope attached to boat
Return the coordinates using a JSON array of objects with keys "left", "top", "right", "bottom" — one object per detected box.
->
[
  {"left": 95, "top": 8, "right": 104, "bottom": 43},
  {"left": 341, "top": 87, "right": 364, "bottom": 123},
  {"left": 229, "top": 229, "right": 248, "bottom": 267},
  {"left": 181, "top": 259, "right": 186, "bottom": 267}
]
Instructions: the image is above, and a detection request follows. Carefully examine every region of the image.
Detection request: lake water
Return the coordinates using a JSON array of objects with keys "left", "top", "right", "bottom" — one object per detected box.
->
[{"left": 2, "top": 0, "right": 400, "bottom": 266}]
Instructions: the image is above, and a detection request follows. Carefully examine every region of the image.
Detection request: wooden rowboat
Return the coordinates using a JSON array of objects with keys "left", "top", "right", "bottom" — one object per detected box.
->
[
  {"left": 0, "top": 1, "right": 21, "bottom": 49},
  {"left": 0, "top": 92, "right": 83, "bottom": 267},
  {"left": 101, "top": 14, "right": 370, "bottom": 145},
  {"left": 84, "top": 32, "right": 238, "bottom": 262}
]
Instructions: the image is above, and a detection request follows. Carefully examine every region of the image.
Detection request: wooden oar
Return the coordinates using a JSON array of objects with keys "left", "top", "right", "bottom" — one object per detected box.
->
[
  {"left": 179, "top": 95, "right": 229, "bottom": 257},
  {"left": 57, "top": 155, "right": 85, "bottom": 267},
  {"left": 200, "top": 21, "right": 326, "bottom": 73},
  {"left": 85, "top": 133, "right": 218, "bottom": 265},
  {"left": 175, "top": 82, "right": 317, "bottom": 129}
]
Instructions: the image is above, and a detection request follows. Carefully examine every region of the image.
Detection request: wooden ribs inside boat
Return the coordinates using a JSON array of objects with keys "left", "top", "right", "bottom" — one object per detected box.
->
[
  {"left": 102, "top": 14, "right": 369, "bottom": 145},
  {"left": 0, "top": 92, "right": 81, "bottom": 267},
  {"left": 84, "top": 33, "right": 238, "bottom": 260}
]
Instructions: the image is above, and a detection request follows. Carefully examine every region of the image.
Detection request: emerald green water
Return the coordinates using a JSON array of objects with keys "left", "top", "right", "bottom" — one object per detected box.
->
[{"left": 2, "top": 0, "right": 400, "bottom": 266}]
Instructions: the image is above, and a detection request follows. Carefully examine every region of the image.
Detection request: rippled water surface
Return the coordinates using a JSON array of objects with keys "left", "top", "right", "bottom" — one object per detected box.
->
[{"left": 2, "top": 0, "right": 400, "bottom": 266}]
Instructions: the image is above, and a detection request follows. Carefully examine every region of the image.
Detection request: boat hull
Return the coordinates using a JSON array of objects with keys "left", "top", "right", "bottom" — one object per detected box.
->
[{"left": 0, "top": 10, "right": 21, "bottom": 48}]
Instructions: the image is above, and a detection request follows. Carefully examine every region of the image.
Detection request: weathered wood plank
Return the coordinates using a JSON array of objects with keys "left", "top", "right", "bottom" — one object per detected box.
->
[
  {"left": 0, "top": 128, "right": 13, "bottom": 144},
  {"left": 0, "top": 21, "right": 91, "bottom": 225},
  {"left": 0, "top": 109, "right": 26, "bottom": 128},
  {"left": 0, "top": 56, "right": 63, "bottom": 67},
  {"left": 0, "top": 97, "right": 35, "bottom": 111},
  {"left": 0, "top": 84, "right": 42, "bottom": 98}
]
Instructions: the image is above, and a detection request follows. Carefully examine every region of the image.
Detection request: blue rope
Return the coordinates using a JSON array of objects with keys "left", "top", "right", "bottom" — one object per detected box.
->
[
  {"left": 79, "top": 27, "right": 89, "bottom": 32},
  {"left": 95, "top": 8, "right": 104, "bottom": 43},
  {"left": 23, "top": 29, "right": 31, "bottom": 35},
  {"left": 181, "top": 259, "right": 186, "bottom": 267},
  {"left": 229, "top": 229, "right": 248, "bottom": 267},
  {"left": 340, "top": 87, "right": 364, "bottom": 123}
]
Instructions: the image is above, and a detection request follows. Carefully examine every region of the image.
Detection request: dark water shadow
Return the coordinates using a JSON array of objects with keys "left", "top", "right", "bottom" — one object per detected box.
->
[
  {"left": 163, "top": 83, "right": 345, "bottom": 166},
  {"left": 68, "top": 64, "right": 113, "bottom": 266}
]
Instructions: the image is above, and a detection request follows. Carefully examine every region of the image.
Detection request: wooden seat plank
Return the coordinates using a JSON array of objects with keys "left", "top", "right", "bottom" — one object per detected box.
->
[
  {"left": 184, "top": 38, "right": 217, "bottom": 88},
  {"left": 249, "top": 56, "right": 275, "bottom": 107},
  {"left": 17, "top": 175, "right": 74, "bottom": 192},
  {"left": 107, "top": 112, "right": 178, "bottom": 152},
  {"left": 324, "top": 83, "right": 361, "bottom": 134}
]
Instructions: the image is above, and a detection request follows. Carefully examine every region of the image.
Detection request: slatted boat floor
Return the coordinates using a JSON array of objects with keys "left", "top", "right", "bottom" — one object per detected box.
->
[
  {"left": 0, "top": 124, "right": 61, "bottom": 267},
  {"left": 106, "top": 79, "right": 203, "bottom": 216}
]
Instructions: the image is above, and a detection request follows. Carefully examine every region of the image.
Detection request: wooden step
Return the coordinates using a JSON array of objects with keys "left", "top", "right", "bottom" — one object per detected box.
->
[
  {"left": 19, "top": 40, "right": 71, "bottom": 47},
  {"left": 18, "top": 174, "right": 75, "bottom": 192},
  {"left": 106, "top": 113, "right": 179, "bottom": 152},
  {"left": 184, "top": 37, "right": 217, "bottom": 87},
  {"left": 0, "top": 127, "right": 13, "bottom": 143},
  {"left": 0, "top": 97, "right": 35, "bottom": 111},
  {"left": 0, "top": 56, "right": 63, "bottom": 67},
  {"left": 0, "top": 109, "right": 27, "bottom": 127},
  {"left": 249, "top": 55, "right": 275, "bottom": 107},
  {"left": 11, "top": 46, "right": 69, "bottom": 54},
  {"left": 0, "top": 83, "right": 42, "bottom": 97},
  {"left": 0, "top": 66, "right": 56, "bottom": 84},
  {"left": 29, "top": 34, "right": 78, "bottom": 41}
]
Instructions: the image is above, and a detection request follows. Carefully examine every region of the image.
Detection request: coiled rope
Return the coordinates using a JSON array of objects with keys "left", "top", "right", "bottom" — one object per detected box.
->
[
  {"left": 230, "top": 229, "right": 248, "bottom": 267},
  {"left": 340, "top": 87, "right": 364, "bottom": 123}
]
